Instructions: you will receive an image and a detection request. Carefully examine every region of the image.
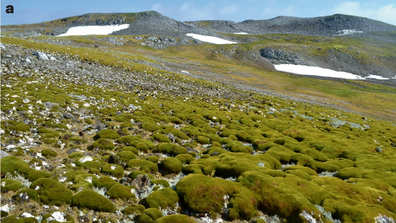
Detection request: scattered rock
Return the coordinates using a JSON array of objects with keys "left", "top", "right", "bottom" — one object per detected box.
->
[
  {"left": 32, "top": 51, "right": 49, "bottom": 60},
  {"left": 78, "top": 216, "right": 91, "bottom": 223},
  {"left": 376, "top": 147, "right": 382, "bottom": 153},
  {"left": 131, "top": 174, "right": 151, "bottom": 192},
  {"left": 0, "top": 150, "right": 9, "bottom": 158},
  {"left": 63, "top": 113, "right": 74, "bottom": 119}
]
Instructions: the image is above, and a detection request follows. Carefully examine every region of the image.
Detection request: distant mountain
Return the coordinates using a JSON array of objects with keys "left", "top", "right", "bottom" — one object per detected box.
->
[
  {"left": 186, "top": 14, "right": 396, "bottom": 36},
  {"left": 4, "top": 11, "right": 222, "bottom": 38},
  {"left": 4, "top": 12, "right": 396, "bottom": 38}
]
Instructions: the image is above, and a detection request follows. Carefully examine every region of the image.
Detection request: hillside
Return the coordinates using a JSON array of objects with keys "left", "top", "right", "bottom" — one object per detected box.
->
[
  {"left": 1, "top": 11, "right": 396, "bottom": 223},
  {"left": 187, "top": 14, "right": 396, "bottom": 36}
]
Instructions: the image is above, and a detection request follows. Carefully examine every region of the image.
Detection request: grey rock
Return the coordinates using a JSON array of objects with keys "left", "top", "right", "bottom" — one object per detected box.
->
[
  {"left": 376, "top": 147, "right": 382, "bottom": 153},
  {"left": 43, "top": 102, "right": 59, "bottom": 109},
  {"left": 5, "top": 54, "right": 11, "bottom": 58},
  {"left": 33, "top": 51, "right": 49, "bottom": 60},
  {"left": 78, "top": 216, "right": 90, "bottom": 223},
  {"left": 0, "top": 43, "right": 5, "bottom": 50},
  {"left": 131, "top": 174, "right": 151, "bottom": 192},
  {"left": 0, "top": 150, "right": 9, "bottom": 158},
  {"left": 24, "top": 58, "right": 31, "bottom": 63},
  {"left": 63, "top": 113, "right": 74, "bottom": 119},
  {"left": 166, "top": 133, "right": 176, "bottom": 143},
  {"left": 391, "top": 142, "right": 396, "bottom": 147},
  {"left": 94, "top": 123, "right": 107, "bottom": 131},
  {"left": 48, "top": 55, "right": 57, "bottom": 61}
]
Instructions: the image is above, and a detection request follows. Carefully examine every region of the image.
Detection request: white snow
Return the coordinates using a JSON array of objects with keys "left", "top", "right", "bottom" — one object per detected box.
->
[
  {"left": 234, "top": 32, "right": 249, "bottom": 35},
  {"left": 274, "top": 64, "right": 390, "bottom": 80},
  {"left": 366, "top": 75, "right": 390, "bottom": 80},
  {"left": 57, "top": 24, "right": 129, "bottom": 37},
  {"left": 186, "top": 33, "right": 237, "bottom": 44},
  {"left": 337, "top": 29, "right": 363, "bottom": 36}
]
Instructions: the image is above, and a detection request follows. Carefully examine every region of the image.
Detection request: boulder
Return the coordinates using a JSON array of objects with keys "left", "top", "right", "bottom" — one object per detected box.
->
[
  {"left": 131, "top": 174, "right": 151, "bottom": 192},
  {"left": 32, "top": 51, "right": 49, "bottom": 60}
]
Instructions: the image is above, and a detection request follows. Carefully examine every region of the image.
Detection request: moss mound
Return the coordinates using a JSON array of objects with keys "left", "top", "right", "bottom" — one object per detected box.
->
[
  {"left": 92, "top": 175, "right": 118, "bottom": 189},
  {"left": 123, "top": 204, "right": 146, "bottom": 215},
  {"left": 154, "top": 215, "right": 195, "bottom": 223},
  {"left": 1, "top": 178, "right": 23, "bottom": 192},
  {"left": 140, "top": 187, "right": 179, "bottom": 209},
  {"left": 137, "top": 208, "right": 163, "bottom": 223},
  {"left": 71, "top": 189, "right": 116, "bottom": 212},
  {"left": 128, "top": 159, "right": 159, "bottom": 173},
  {"left": 158, "top": 157, "right": 183, "bottom": 175},
  {"left": 175, "top": 154, "right": 195, "bottom": 164},
  {"left": 89, "top": 138, "right": 115, "bottom": 150},
  {"left": 41, "top": 148, "right": 57, "bottom": 158},
  {"left": 94, "top": 129, "right": 120, "bottom": 139},
  {"left": 12, "top": 189, "right": 39, "bottom": 201},
  {"left": 101, "top": 164, "right": 124, "bottom": 178},
  {"left": 30, "top": 178, "right": 72, "bottom": 205},
  {"left": 107, "top": 183, "right": 135, "bottom": 200},
  {"left": 155, "top": 143, "right": 188, "bottom": 156}
]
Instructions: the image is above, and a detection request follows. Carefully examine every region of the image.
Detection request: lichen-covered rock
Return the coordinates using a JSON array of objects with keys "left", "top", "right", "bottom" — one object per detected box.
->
[
  {"left": 30, "top": 178, "right": 72, "bottom": 205},
  {"left": 71, "top": 189, "right": 116, "bottom": 212}
]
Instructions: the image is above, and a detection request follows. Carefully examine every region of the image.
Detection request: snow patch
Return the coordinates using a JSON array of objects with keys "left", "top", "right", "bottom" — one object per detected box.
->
[
  {"left": 234, "top": 32, "right": 249, "bottom": 35},
  {"left": 274, "top": 64, "right": 365, "bottom": 80},
  {"left": 186, "top": 33, "right": 237, "bottom": 44},
  {"left": 58, "top": 24, "right": 130, "bottom": 36},
  {"left": 337, "top": 29, "right": 363, "bottom": 36},
  {"left": 366, "top": 75, "right": 390, "bottom": 80}
]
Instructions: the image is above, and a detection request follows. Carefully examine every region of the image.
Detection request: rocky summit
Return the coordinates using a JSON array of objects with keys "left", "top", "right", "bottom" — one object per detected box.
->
[{"left": 1, "top": 11, "right": 396, "bottom": 223}]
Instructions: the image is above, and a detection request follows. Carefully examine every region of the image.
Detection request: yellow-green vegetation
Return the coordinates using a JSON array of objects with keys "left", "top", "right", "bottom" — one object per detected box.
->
[
  {"left": 137, "top": 208, "right": 163, "bottom": 223},
  {"left": 154, "top": 214, "right": 196, "bottom": 223},
  {"left": 158, "top": 157, "right": 183, "bottom": 175},
  {"left": 30, "top": 178, "right": 73, "bottom": 205},
  {"left": 1, "top": 30, "right": 396, "bottom": 223},
  {"left": 140, "top": 188, "right": 179, "bottom": 209},
  {"left": 71, "top": 189, "right": 116, "bottom": 212}
]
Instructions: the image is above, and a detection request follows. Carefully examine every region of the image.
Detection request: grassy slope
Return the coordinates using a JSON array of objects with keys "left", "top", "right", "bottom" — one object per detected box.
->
[{"left": 1, "top": 34, "right": 396, "bottom": 222}]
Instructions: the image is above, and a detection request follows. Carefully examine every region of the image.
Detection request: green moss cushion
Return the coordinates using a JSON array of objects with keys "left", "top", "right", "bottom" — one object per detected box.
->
[
  {"left": 30, "top": 178, "right": 72, "bottom": 205},
  {"left": 158, "top": 157, "right": 183, "bottom": 175},
  {"left": 71, "top": 189, "right": 116, "bottom": 212}
]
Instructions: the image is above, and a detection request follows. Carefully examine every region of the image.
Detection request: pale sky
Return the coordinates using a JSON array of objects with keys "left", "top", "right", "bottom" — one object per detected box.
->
[{"left": 1, "top": 0, "right": 396, "bottom": 26}]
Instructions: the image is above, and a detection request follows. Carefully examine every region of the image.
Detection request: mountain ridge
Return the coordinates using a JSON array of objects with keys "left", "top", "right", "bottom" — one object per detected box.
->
[{"left": 4, "top": 11, "right": 396, "bottom": 37}]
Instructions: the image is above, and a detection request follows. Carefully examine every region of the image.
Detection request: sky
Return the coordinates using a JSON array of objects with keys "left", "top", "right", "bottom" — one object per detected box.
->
[{"left": 1, "top": 0, "right": 396, "bottom": 26}]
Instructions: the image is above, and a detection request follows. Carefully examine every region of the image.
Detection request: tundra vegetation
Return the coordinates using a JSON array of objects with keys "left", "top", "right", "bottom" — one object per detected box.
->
[{"left": 1, "top": 21, "right": 396, "bottom": 223}]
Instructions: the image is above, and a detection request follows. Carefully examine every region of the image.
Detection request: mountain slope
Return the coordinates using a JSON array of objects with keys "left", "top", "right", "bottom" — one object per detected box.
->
[
  {"left": 1, "top": 12, "right": 396, "bottom": 223},
  {"left": 187, "top": 14, "right": 396, "bottom": 36}
]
